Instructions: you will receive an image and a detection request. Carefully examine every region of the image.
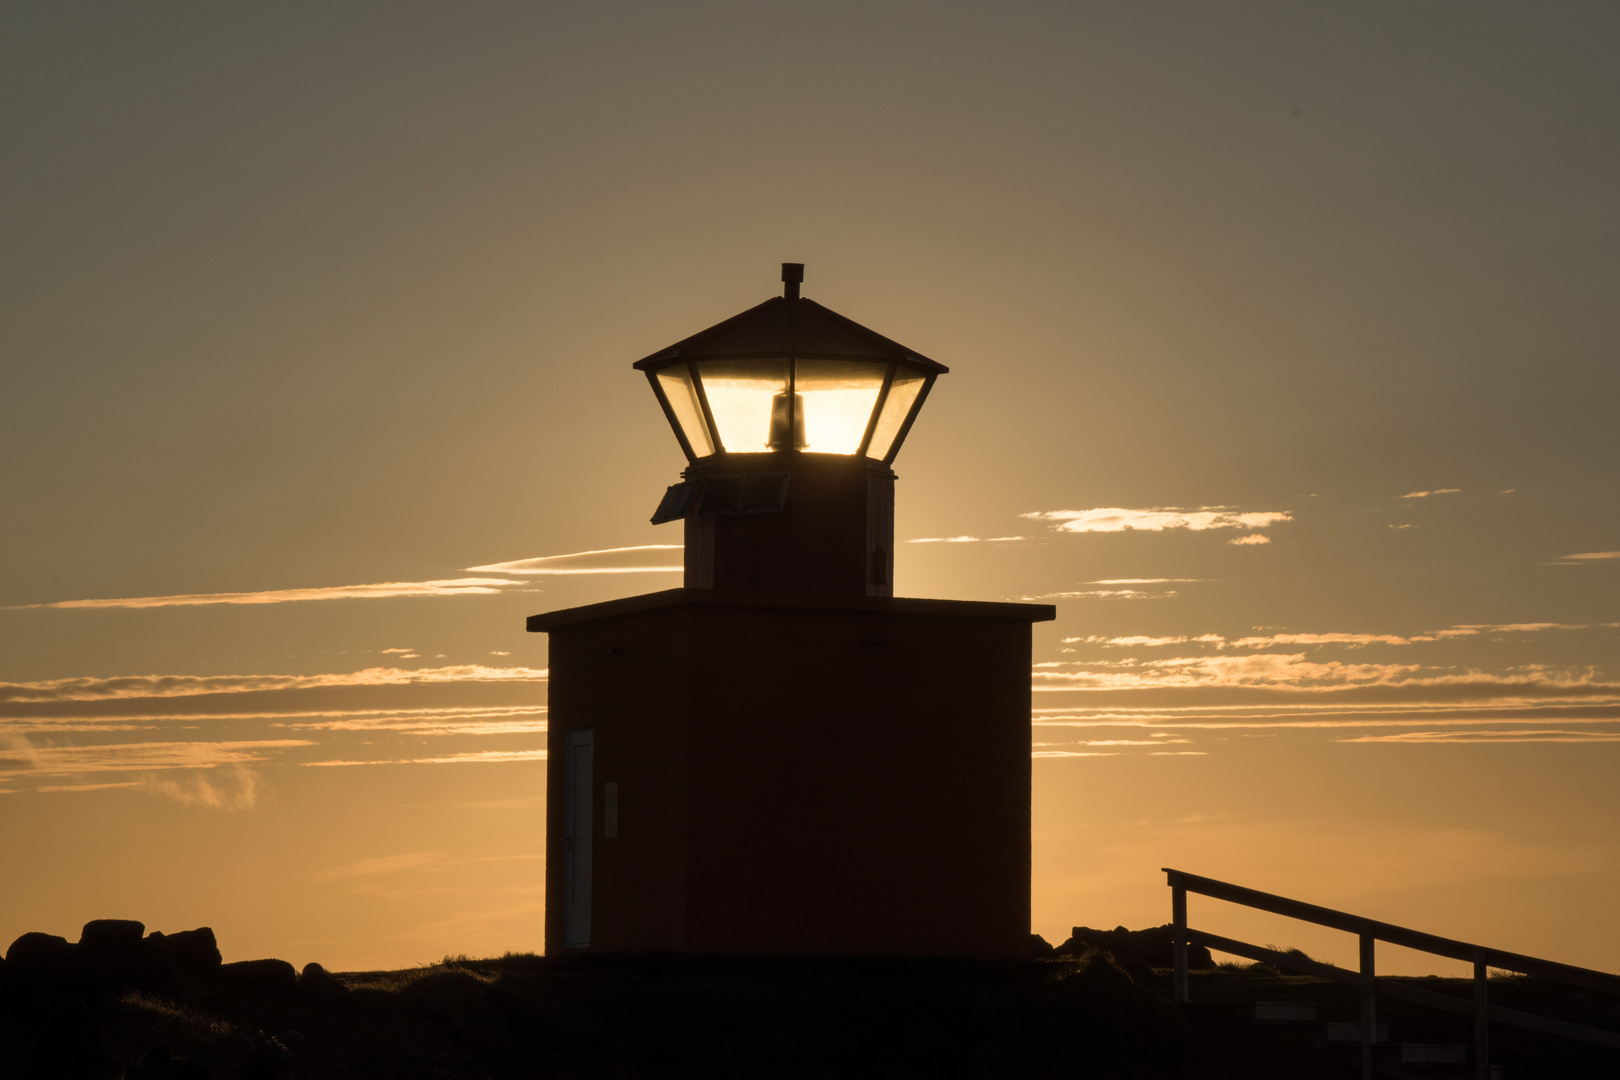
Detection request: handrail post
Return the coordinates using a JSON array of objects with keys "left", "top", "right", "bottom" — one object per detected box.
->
[
  {"left": 1474, "top": 947, "right": 1490, "bottom": 1080},
  {"left": 1172, "top": 881, "right": 1189, "bottom": 1003},
  {"left": 1359, "top": 925, "right": 1376, "bottom": 1080}
]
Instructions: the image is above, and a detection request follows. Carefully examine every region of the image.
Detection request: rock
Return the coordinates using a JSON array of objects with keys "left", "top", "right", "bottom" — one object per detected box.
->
[
  {"left": 1057, "top": 924, "right": 1215, "bottom": 971},
  {"left": 221, "top": 957, "right": 298, "bottom": 994},
  {"left": 79, "top": 921, "right": 149, "bottom": 981},
  {"left": 298, "top": 961, "right": 350, "bottom": 999},
  {"left": 6, "top": 931, "right": 78, "bottom": 966},
  {"left": 1030, "top": 933, "right": 1055, "bottom": 959},
  {"left": 143, "top": 927, "right": 222, "bottom": 975},
  {"left": 80, "top": 918, "right": 146, "bottom": 954}
]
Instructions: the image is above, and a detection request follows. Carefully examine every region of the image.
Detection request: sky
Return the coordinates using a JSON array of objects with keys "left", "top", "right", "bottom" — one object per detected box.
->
[{"left": 2, "top": 3, "right": 1617, "bottom": 976}]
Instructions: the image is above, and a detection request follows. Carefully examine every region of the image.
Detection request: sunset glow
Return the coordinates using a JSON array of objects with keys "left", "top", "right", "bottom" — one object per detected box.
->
[{"left": 2, "top": 4, "right": 1617, "bottom": 980}]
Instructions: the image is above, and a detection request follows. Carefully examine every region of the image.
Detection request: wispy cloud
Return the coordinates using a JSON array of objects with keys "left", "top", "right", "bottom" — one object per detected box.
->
[
  {"left": 0, "top": 736, "right": 313, "bottom": 779},
  {"left": 0, "top": 665, "right": 549, "bottom": 704},
  {"left": 1019, "top": 589, "right": 1180, "bottom": 601},
  {"left": 1032, "top": 652, "right": 1615, "bottom": 693},
  {"left": 467, "top": 545, "right": 682, "bottom": 575},
  {"left": 1551, "top": 551, "right": 1620, "bottom": 566},
  {"left": 1022, "top": 507, "right": 1291, "bottom": 534},
  {"left": 11, "top": 578, "right": 521, "bottom": 610},
  {"left": 1343, "top": 729, "right": 1620, "bottom": 744},
  {"left": 906, "top": 536, "right": 1028, "bottom": 544},
  {"left": 142, "top": 764, "right": 266, "bottom": 810},
  {"left": 1032, "top": 707, "right": 1620, "bottom": 730},
  {"left": 1031, "top": 750, "right": 1118, "bottom": 758},
  {"left": 1228, "top": 534, "right": 1270, "bottom": 546},
  {"left": 1399, "top": 488, "right": 1461, "bottom": 499},
  {"left": 1086, "top": 578, "right": 1206, "bottom": 585},
  {"left": 315, "top": 851, "right": 443, "bottom": 881},
  {"left": 1062, "top": 623, "right": 1615, "bottom": 651},
  {"left": 303, "top": 749, "right": 548, "bottom": 767}
]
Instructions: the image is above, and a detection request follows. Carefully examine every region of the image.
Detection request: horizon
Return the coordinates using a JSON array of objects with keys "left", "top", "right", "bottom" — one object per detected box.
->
[{"left": 2, "top": 3, "right": 1617, "bottom": 976}]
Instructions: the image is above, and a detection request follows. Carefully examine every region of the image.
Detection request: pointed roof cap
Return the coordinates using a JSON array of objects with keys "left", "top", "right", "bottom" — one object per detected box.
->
[{"left": 633, "top": 292, "right": 947, "bottom": 374}]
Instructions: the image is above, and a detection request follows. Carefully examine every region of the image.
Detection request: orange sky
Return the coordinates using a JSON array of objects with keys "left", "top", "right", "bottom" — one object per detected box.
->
[{"left": 2, "top": 4, "right": 1618, "bottom": 975}]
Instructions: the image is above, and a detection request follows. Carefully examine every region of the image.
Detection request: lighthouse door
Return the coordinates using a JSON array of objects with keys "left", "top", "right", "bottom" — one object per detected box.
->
[{"left": 562, "top": 729, "right": 594, "bottom": 947}]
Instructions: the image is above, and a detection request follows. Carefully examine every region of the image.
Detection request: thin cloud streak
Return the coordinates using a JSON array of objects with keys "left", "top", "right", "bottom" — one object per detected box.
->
[
  {"left": 0, "top": 666, "right": 549, "bottom": 704},
  {"left": 1399, "top": 489, "right": 1462, "bottom": 499},
  {"left": 1019, "top": 589, "right": 1179, "bottom": 601},
  {"left": 1552, "top": 551, "right": 1620, "bottom": 566},
  {"left": 1343, "top": 730, "right": 1620, "bottom": 744},
  {"left": 303, "top": 749, "right": 549, "bottom": 767},
  {"left": 1032, "top": 656, "right": 1610, "bottom": 692},
  {"left": 1065, "top": 622, "right": 1617, "bottom": 650},
  {"left": 11, "top": 579, "right": 522, "bottom": 610},
  {"left": 467, "top": 545, "right": 683, "bottom": 574},
  {"left": 0, "top": 738, "right": 314, "bottom": 779},
  {"left": 906, "top": 536, "right": 1028, "bottom": 544},
  {"left": 1022, "top": 507, "right": 1291, "bottom": 534}
]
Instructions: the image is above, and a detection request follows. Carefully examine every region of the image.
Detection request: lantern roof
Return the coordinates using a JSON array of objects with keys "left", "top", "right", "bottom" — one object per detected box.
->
[{"left": 633, "top": 295, "right": 948, "bottom": 375}]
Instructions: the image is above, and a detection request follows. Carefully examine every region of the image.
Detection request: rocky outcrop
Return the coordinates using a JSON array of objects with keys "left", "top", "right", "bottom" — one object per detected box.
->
[
  {"left": 4, "top": 921, "right": 225, "bottom": 991},
  {"left": 5, "top": 931, "right": 79, "bottom": 967},
  {"left": 221, "top": 957, "right": 298, "bottom": 995},
  {"left": 1055, "top": 924, "right": 1215, "bottom": 973}
]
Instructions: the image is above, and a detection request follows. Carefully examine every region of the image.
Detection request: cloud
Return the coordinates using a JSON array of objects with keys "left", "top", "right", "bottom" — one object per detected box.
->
[
  {"left": 1031, "top": 651, "right": 1614, "bottom": 693},
  {"left": 1227, "top": 632, "right": 1413, "bottom": 648},
  {"left": 1552, "top": 551, "right": 1620, "bottom": 566},
  {"left": 1023, "top": 507, "right": 1291, "bottom": 534},
  {"left": 1032, "top": 750, "right": 1118, "bottom": 758},
  {"left": 1059, "top": 623, "right": 1616, "bottom": 652},
  {"left": 467, "top": 545, "right": 683, "bottom": 575},
  {"left": 303, "top": 749, "right": 549, "bottom": 767},
  {"left": 1019, "top": 589, "right": 1179, "bottom": 600},
  {"left": 1399, "top": 489, "right": 1462, "bottom": 499},
  {"left": 12, "top": 578, "right": 522, "bottom": 610},
  {"left": 906, "top": 536, "right": 1028, "bottom": 544},
  {"left": 0, "top": 665, "right": 549, "bottom": 704},
  {"left": 280, "top": 708, "right": 547, "bottom": 737},
  {"left": 1228, "top": 534, "right": 1270, "bottom": 546},
  {"left": 142, "top": 764, "right": 265, "bottom": 811},
  {"left": 316, "top": 851, "right": 443, "bottom": 881},
  {"left": 1086, "top": 579, "right": 1205, "bottom": 585},
  {"left": 1342, "top": 729, "right": 1620, "bottom": 744},
  {"left": 1081, "top": 636, "right": 1190, "bottom": 647},
  {"left": 0, "top": 736, "right": 313, "bottom": 779}
]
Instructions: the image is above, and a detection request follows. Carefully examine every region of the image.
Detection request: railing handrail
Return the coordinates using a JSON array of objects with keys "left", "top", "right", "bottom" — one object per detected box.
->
[{"left": 1164, "top": 867, "right": 1620, "bottom": 997}]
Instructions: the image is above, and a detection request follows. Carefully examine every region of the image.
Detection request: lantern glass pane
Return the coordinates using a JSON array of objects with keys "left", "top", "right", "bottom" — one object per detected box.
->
[
  {"left": 695, "top": 359, "right": 790, "bottom": 453},
  {"left": 794, "top": 359, "right": 889, "bottom": 455},
  {"left": 865, "top": 371, "right": 926, "bottom": 460},
  {"left": 656, "top": 366, "right": 715, "bottom": 457}
]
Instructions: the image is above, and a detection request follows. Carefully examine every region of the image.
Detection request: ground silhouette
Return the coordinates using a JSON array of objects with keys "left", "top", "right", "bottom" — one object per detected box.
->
[{"left": 3, "top": 921, "right": 1616, "bottom": 1078}]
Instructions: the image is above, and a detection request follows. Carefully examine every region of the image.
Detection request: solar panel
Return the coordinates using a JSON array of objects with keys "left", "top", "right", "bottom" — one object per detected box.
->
[
  {"left": 652, "top": 473, "right": 793, "bottom": 523},
  {"left": 650, "top": 481, "right": 700, "bottom": 524}
]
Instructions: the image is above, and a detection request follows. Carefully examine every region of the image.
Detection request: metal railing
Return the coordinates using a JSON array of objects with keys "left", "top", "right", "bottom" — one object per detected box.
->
[{"left": 1165, "top": 868, "right": 1620, "bottom": 1080}]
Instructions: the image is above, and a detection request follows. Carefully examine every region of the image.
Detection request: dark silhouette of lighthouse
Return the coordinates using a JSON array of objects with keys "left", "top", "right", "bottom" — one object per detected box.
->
[{"left": 529, "top": 264, "right": 1053, "bottom": 957}]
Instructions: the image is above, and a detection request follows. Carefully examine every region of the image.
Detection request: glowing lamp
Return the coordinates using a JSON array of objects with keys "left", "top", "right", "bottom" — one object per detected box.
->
[
  {"left": 635, "top": 263, "right": 946, "bottom": 464},
  {"left": 636, "top": 264, "right": 948, "bottom": 597}
]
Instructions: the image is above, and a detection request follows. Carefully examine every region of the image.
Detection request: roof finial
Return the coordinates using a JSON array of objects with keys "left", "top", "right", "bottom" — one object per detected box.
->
[{"left": 782, "top": 262, "right": 804, "bottom": 301}]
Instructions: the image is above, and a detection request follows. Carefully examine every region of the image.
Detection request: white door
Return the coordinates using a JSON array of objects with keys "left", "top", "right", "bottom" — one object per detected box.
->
[{"left": 562, "top": 729, "right": 593, "bottom": 947}]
